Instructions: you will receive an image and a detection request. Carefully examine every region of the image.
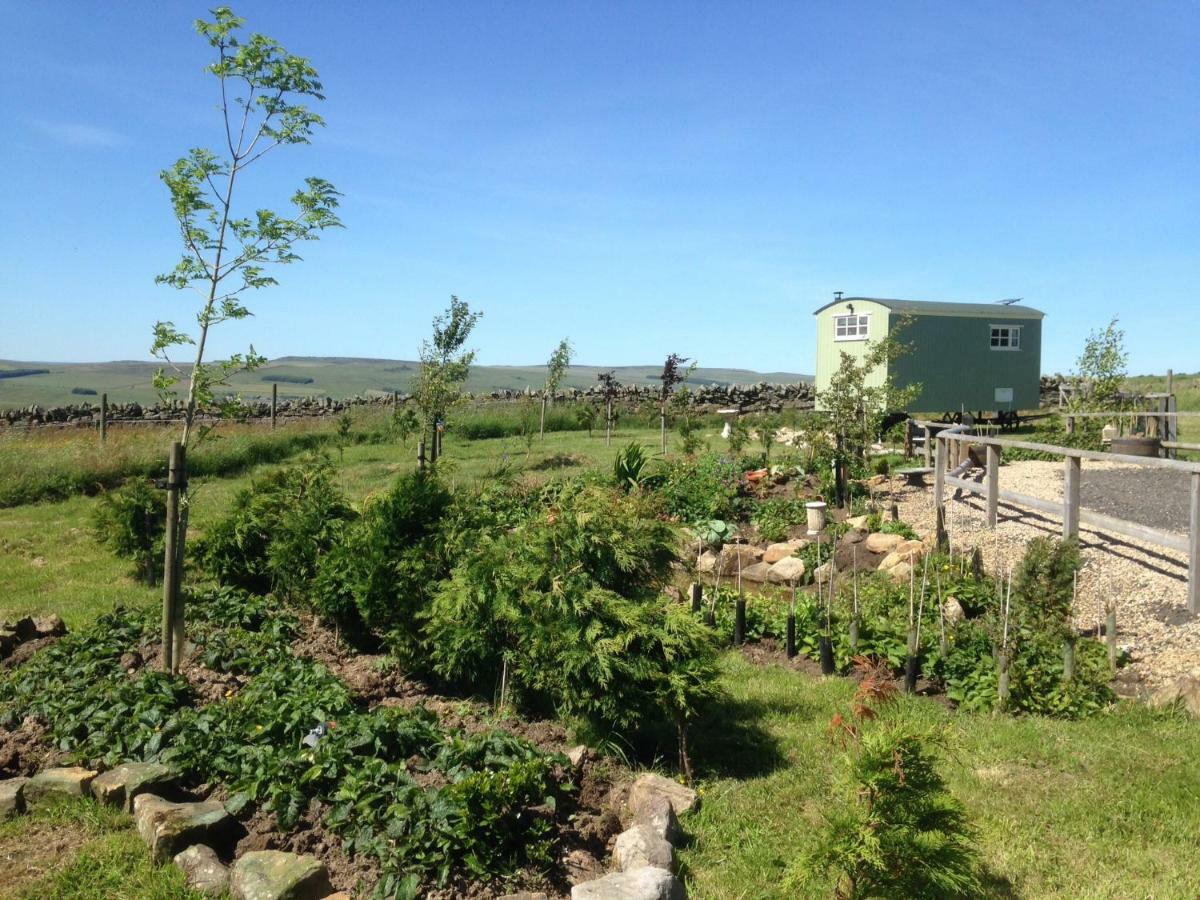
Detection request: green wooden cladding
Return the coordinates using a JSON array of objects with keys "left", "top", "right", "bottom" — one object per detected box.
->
[{"left": 814, "top": 298, "right": 1044, "bottom": 413}]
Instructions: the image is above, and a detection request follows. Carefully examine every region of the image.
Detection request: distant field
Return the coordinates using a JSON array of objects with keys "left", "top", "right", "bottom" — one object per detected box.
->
[{"left": 0, "top": 357, "right": 812, "bottom": 409}]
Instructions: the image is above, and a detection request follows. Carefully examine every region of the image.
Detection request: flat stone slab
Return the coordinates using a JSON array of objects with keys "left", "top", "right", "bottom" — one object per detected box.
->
[
  {"left": 0, "top": 776, "right": 29, "bottom": 819},
  {"left": 627, "top": 773, "right": 698, "bottom": 820},
  {"left": 134, "top": 794, "right": 234, "bottom": 864},
  {"left": 613, "top": 823, "right": 674, "bottom": 871},
  {"left": 174, "top": 843, "right": 230, "bottom": 896},
  {"left": 571, "top": 867, "right": 686, "bottom": 900},
  {"left": 231, "top": 850, "right": 333, "bottom": 900},
  {"left": 93, "top": 762, "right": 176, "bottom": 811},
  {"left": 24, "top": 767, "right": 97, "bottom": 807}
]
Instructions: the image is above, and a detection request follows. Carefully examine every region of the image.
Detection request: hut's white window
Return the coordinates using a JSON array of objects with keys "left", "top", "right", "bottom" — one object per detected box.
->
[
  {"left": 834, "top": 314, "right": 870, "bottom": 341},
  {"left": 990, "top": 325, "right": 1021, "bottom": 350}
]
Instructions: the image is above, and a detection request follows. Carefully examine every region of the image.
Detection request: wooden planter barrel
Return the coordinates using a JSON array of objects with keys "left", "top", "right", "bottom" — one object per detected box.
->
[{"left": 1110, "top": 436, "right": 1162, "bottom": 457}]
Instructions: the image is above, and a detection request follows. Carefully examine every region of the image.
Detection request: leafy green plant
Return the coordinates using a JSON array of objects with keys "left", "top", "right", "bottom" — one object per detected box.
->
[
  {"left": 657, "top": 452, "right": 742, "bottom": 523},
  {"left": 751, "top": 498, "right": 805, "bottom": 543},
  {"left": 613, "top": 441, "right": 653, "bottom": 491},
  {"left": 197, "top": 456, "right": 353, "bottom": 599},
  {"left": 565, "top": 403, "right": 593, "bottom": 437},
  {"left": 390, "top": 406, "right": 421, "bottom": 445},
  {"left": 693, "top": 519, "right": 735, "bottom": 548},
  {"left": 90, "top": 479, "right": 167, "bottom": 584}
]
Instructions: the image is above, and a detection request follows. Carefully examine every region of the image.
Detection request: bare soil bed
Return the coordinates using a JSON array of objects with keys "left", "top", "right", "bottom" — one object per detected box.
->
[{"left": 891, "top": 459, "right": 1198, "bottom": 690}]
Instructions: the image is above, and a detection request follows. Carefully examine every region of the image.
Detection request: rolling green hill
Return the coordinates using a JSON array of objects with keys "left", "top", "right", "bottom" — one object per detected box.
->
[{"left": 0, "top": 357, "right": 812, "bottom": 409}]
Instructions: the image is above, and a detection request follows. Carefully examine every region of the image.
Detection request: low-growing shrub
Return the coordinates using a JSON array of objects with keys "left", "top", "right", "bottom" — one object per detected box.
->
[
  {"left": 425, "top": 481, "right": 721, "bottom": 742},
  {"left": 198, "top": 456, "right": 353, "bottom": 599},
  {"left": 793, "top": 662, "right": 982, "bottom": 898},
  {"left": 90, "top": 478, "right": 167, "bottom": 584},
  {"left": 657, "top": 452, "right": 742, "bottom": 523},
  {"left": 312, "top": 471, "right": 452, "bottom": 652}
]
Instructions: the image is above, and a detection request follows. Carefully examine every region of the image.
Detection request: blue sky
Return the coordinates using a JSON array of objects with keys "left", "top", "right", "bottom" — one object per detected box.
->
[{"left": 2, "top": 1, "right": 1196, "bottom": 375}]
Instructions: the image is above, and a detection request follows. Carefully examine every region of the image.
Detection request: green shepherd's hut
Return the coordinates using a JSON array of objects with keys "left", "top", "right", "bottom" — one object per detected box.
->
[{"left": 813, "top": 296, "right": 1044, "bottom": 415}]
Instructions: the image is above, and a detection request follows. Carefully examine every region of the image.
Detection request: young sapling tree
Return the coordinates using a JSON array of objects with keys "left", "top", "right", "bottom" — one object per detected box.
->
[
  {"left": 597, "top": 370, "right": 621, "bottom": 446},
  {"left": 540, "top": 338, "right": 572, "bottom": 440},
  {"left": 151, "top": 6, "right": 341, "bottom": 669},
  {"left": 658, "top": 353, "right": 691, "bottom": 453},
  {"left": 412, "top": 297, "right": 482, "bottom": 464}
]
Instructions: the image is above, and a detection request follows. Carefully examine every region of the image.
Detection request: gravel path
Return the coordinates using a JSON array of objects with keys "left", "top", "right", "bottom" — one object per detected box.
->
[{"left": 889, "top": 460, "right": 1198, "bottom": 690}]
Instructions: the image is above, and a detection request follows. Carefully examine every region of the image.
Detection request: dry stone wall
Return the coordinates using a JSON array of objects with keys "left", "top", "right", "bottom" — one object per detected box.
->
[{"left": 2, "top": 382, "right": 816, "bottom": 428}]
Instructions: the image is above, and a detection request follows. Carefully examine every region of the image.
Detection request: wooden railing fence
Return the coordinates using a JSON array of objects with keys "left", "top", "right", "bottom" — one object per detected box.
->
[{"left": 931, "top": 431, "right": 1200, "bottom": 613}]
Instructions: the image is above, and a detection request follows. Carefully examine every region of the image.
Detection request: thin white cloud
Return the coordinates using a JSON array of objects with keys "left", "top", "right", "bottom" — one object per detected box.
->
[{"left": 33, "top": 119, "right": 130, "bottom": 148}]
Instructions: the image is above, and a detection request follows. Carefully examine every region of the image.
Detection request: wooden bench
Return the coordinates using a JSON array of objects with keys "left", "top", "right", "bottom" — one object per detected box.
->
[{"left": 895, "top": 466, "right": 935, "bottom": 487}]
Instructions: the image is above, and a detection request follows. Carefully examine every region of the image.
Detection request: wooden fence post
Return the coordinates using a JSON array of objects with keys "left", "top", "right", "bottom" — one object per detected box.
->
[
  {"left": 417, "top": 439, "right": 426, "bottom": 472},
  {"left": 99, "top": 393, "right": 108, "bottom": 445},
  {"left": 1064, "top": 456, "right": 1081, "bottom": 540},
  {"left": 1189, "top": 472, "right": 1199, "bottom": 614},
  {"left": 923, "top": 425, "right": 932, "bottom": 468},
  {"left": 986, "top": 444, "right": 1000, "bottom": 528},
  {"left": 934, "top": 436, "right": 947, "bottom": 550},
  {"left": 270, "top": 383, "right": 277, "bottom": 430},
  {"left": 160, "top": 442, "right": 184, "bottom": 674}
]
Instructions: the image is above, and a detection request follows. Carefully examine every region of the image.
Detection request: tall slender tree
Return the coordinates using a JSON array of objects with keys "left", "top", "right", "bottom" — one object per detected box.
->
[{"left": 151, "top": 7, "right": 341, "bottom": 667}]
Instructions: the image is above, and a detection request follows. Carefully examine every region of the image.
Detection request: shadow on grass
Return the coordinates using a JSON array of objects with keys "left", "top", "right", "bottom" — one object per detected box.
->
[{"left": 688, "top": 692, "right": 794, "bottom": 779}]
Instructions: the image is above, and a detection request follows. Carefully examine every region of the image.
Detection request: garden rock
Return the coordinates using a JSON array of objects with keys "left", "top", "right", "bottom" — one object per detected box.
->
[
  {"left": 24, "top": 766, "right": 97, "bottom": 807},
  {"left": 864, "top": 532, "right": 903, "bottom": 553},
  {"left": 740, "top": 561, "right": 773, "bottom": 583},
  {"left": 846, "top": 515, "right": 870, "bottom": 531},
  {"left": 499, "top": 893, "right": 549, "bottom": 900},
  {"left": 763, "top": 540, "right": 806, "bottom": 564},
  {"left": 813, "top": 561, "right": 834, "bottom": 584},
  {"left": 92, "top": 762, "right": 176, "bottom": 811},
  {"left": 33, "top": 614, "right": 66, "bottom": 638},
  {"left": 230, "top": 850, "right": 333, "bottom": 900},
  {"left": 1150, "top": 675, "right": 1200, "bottom": 717},
  {"left": 717, "top": 545, "right": 763, "bottom": 576},
  {"left": 134, "top": 794, "right": 234, "bottom": 864},
  {"left": 889, "top": 561, "right": 913, "bottom": 583},
  {"left": 11, "top": 616, "right": 37, "bottom": 641},
  {"left": 173, "top": 844, "right": 230, "bottom": 896},
  {"left": 696, "top": 551, "right": 718, "bottom": 575},
  {"left": 942, "top": 597, "right": 965, "bottom": 626},
  {"left": 766, "top": 556, "right": 806, "bottom": 584},
  {"left": 571, "top": 867, "right": 686, "bottom": 900},
  {"left": 567, "top": 745, "right": 589, "bottom": 768},
  {"left": 613, "top": 823, "right": 674, "bottom": 871},
  {"left": 0, "top": 776, "right": 29, "bottom": 819},
  {"left": 627, "top": 773, "right": 699, "bottom": 819},
  {"left": 632, "top": 793, "right": 680, "bottom": 843},
  {"left": 0, "top": 629, "right": 16, "bottom": 659}
]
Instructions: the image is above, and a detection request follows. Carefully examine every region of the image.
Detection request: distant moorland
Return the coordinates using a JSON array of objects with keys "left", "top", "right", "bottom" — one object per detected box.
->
[{"left": 0, "top": 357, "right": 813, "bottom": 409}]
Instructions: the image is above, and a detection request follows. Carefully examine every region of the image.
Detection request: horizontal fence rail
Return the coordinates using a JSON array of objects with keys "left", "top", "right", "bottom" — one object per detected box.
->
[{"left": 933, "top": 431, "right": 1200, "bottom": 614}]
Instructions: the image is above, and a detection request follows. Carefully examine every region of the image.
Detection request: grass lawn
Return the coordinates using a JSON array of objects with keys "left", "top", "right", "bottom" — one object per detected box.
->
[
  {"left": 0, "top": 798, "right": 202, "bottom": 899},
  {"left": 683, "top": 653, "right": 1200, "bottom": 899}
]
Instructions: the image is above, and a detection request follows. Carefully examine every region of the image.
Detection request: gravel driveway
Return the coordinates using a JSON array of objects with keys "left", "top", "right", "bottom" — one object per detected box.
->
[{"left": 1080, "top": 467, "right": 1194, "bottom": 534}]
